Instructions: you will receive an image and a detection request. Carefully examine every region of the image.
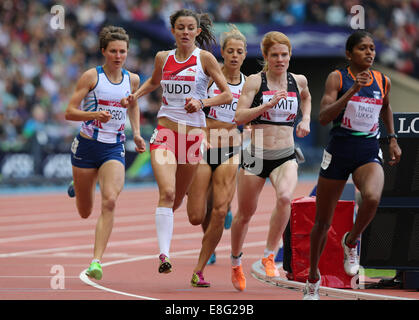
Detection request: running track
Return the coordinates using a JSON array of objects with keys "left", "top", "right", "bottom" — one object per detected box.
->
[{"left": 0, "top": 180, "right": 417, "bottom": 302}]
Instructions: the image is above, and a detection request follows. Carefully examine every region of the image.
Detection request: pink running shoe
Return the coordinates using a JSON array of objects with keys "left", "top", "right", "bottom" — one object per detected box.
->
[
  {"left": 191, "top": 271, "right": 210, "bottom": 287},
  {"left": 158, "top": 254, "right": 172, "bottom": 274}
]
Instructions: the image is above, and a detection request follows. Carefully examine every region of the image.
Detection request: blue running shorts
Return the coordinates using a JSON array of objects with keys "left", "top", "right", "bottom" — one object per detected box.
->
[
  {"left": 70, "top": 134, "right": 125, "bottom": 169},
  {"left": 319, "top": 135, "right": 382, "bottom": 180}
]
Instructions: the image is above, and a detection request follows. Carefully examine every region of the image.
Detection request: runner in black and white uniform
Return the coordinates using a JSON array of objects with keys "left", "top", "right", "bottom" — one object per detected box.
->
[{"left": 230, "top": 31, "right": 312, "bottom": 292}]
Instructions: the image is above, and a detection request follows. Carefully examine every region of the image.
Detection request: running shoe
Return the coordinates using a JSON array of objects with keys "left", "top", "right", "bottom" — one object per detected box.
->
[
  {"left": 207, "top": 252, "right": 216, "bottom": 265},
  {"left": 86, "top": 261, "right": 102, "bottom": 280},
  {"left": 303, "top": 274, "right": 321, "bottom": 300},
  {"left": 341, "top": 232, "right": 359, "bottom": 276},
  {"left": 261, "top": 254, "right": 279, "bottom": 277},
  {"left": 67, "top": 180, "right": 75, "bottom": 198},
  {"left": 158, "top": 253, "right": 172, "bottom": 274},
  {"left": 191, "top": 271, "right": 210, "bottom": 287},
  {"left": 224, "top": 209, "right": 233, "bottom": 229},
  {"left": 231, "top": 265, "right": 246, "bottom": 291}
]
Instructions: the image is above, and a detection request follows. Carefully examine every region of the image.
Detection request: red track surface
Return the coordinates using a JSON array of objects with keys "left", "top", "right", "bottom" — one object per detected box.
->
[{"left": 0, "top": 181, "right": 417, "bottom": 301}]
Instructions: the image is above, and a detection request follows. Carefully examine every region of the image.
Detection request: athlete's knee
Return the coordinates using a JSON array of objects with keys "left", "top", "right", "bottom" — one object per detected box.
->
[
  {"left": 359, "top": 191, "right": 380, "bottom": 209},
  {"left": 76, "top": 202, "right": 94, "bottom": 219},
  {"left": 102, "top": 194, "right": 118, "bottom": 213},
  {"left": 188, "top": 213, "right": 203, "bottom": 226},
  {"left": 211, "top": 204, "right": 229, "bottom": 221},
  {"left": 187, "top": 205, "right": 205, "bottom": 225},
  {"left": 159, "top": 187, "right": 176, "bottom": 206},
  {"left": 234, "top": 209, "right": 253, "bottom": 225},
  {"left": 312, "top": 219, "right": 331, "bottom": 235},
  {"left": 186, "top": 202, "right": 204, "bottom": 225},
  {"left": 276, "top": 193, "right": 291, "bottom": 208},
  {"left": 78, "top": 210, "right": 92, "bottom": 219}
]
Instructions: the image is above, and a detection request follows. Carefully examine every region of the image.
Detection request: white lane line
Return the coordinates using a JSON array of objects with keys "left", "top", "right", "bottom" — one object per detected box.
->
[
  {"left": 0, "top": 275, "right": 80, "bottom": 278},
  {"left": 79, "top": 241, "right": 266, "bottom": 300},
  {"left": 0, "top": 220, "right": 192, "bottom": 244},
  {"left": 0, "top": 214, "right": 154, "bottom": 232},
  {"left": 0, "top": 225, "right": 269, "bottom": 257}
]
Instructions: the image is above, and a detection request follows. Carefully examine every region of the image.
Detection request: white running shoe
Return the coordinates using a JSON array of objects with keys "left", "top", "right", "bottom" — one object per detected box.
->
[
  {"left": 341, "top": 232, "right": 359, "bottom": 276},
  {"left": 303, "top": 274, "right": 321, "bottom": 300}
]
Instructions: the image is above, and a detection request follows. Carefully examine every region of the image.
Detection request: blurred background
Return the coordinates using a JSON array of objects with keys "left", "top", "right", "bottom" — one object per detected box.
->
[{"left": 0, "top": 0, "right": 418, "bottom": 188}]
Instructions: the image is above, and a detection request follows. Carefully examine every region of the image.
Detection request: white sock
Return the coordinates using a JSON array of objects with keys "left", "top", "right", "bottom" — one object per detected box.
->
[
  {"left": 155, "top": 207, "right": 174, "bottom": 258},
  {"left": 92, "top": 259, "right": 101, "bottom": 265},
  {"left": 264, "top": 248, "right": 276, "bottom": 258},
  {"left": 231, "top": 252, "right": 242, "bottom": 267}
]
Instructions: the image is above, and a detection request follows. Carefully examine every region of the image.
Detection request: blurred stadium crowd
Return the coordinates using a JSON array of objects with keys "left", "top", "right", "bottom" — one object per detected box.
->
[{"left": 0, "top": 0, "right": 418, "bottom": 154}]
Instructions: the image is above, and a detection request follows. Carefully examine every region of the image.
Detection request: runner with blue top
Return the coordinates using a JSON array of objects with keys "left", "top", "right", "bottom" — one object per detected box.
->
[
  {"left": 65, "top": 26, "right": 146, "bottom": 280},
  {"left": 303, "top": 30, "right": 402, "bottom": 300}
]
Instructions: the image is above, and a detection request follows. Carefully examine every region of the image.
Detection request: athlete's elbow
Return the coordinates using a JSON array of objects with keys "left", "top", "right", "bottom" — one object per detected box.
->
[
  {"left": 65, "top": 108, "right": 78, "bottom": 121},
  {"left": 234, "top": 113, "right": 245, "bottom": 126},
  {"left": 64, "top": 110, "right": 72, "bottom": 121}
]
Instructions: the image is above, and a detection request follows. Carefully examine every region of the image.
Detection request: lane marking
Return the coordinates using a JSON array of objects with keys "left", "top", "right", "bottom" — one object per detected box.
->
[
  {"left": 79, "top": 241, "right": 266, "bottom": 300},
  {"left": 0, "top": 214, "right": 154, "bottom": 232},
  {"left": 0, "top": 225, "right": 269, "bottom": 257}
]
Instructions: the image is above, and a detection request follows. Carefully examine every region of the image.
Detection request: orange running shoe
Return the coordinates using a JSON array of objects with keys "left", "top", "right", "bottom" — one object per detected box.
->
[
  {"left": 231, "top": 265, "right": 246, "bottom": 291},
  {"left": 261, "top": 254, "right": 279, "bottom": 277}
]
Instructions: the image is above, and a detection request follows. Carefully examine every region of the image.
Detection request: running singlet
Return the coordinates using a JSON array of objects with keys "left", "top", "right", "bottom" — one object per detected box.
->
[
  {"left": 158, "top": 48, "right": 209, "bottom": 127},
  {"left": 80, "top": 66, "right": 131, "bottom": 143},
  {"left": 250, "top": 72, "right": 300, "bottom": 126},
  {"left": 205, "top": 73, "right": 245, "bottom": 124},
  {"left": 331, "top": 68, "right": 388, "bottom": 139}
]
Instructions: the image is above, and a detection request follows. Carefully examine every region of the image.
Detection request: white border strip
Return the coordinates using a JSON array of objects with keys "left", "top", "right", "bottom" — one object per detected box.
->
[
  {"left": 251, "top": 260, "right": 414, "bottom": 300},
  {"left": 79, "top": 254, "right": 160, "bottom": 300}
]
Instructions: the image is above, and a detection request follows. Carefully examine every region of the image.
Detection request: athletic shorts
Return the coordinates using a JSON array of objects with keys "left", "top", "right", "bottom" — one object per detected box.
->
[
  {"left": 70, "top": 133, "right": 125, "bottom": 169},
  {"left": 319, "top": 135, "right": 383, "bottom": 180},
  {"left": 203, "top": 145, "right": 241, "bottom": 172},
  {"left": 241, "top": 146, "right": 296, "bottom": 179},
  {"left": 149, "top": 125, "right": 204, "bottom": 164}
]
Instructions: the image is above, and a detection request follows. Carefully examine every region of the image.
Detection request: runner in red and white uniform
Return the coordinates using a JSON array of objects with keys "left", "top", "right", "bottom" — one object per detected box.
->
[{"left": 121, "top": 9, "right": 232, "bottom": 278}]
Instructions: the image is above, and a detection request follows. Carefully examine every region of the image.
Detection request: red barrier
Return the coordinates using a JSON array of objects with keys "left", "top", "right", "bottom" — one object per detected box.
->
[{"left": 290, "top": 196, "right": 355, "bottom": 288}]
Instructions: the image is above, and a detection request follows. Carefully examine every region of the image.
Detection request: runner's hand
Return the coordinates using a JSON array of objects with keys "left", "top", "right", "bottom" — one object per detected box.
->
[
  {"left": 121, "top": 94, "right": 135, "bottom": 108},
  {"left": 96, "top": 110, "right": 111, "bottom": 123},
  {"left": 134, "top": 134, "right": 146, "bottom": 153}
]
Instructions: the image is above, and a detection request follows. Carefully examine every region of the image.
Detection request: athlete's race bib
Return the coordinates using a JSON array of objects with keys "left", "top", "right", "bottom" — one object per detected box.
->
[
  {"left": 259, "top": 91, "right": 298, "bottom": 123},
  {"left": 161, "top": 55, "right": 198, "bottom": 107},
  {"left": 341, "top": 96, "right": 382, "bottom": 133},
  {"left": 207, "top": 90, "right": 240, "bottom": 124}
]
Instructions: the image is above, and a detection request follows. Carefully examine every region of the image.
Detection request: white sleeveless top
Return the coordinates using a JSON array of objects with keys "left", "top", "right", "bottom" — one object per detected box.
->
[
  {"left": 206, "top": 72, "right": 245, "bottom": 124},
  {"left": 157, "top": 47, "right": 209, "bottom": 127},
  {"left": 80, "top": 66, "right": 131, "bottom": 143}
]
